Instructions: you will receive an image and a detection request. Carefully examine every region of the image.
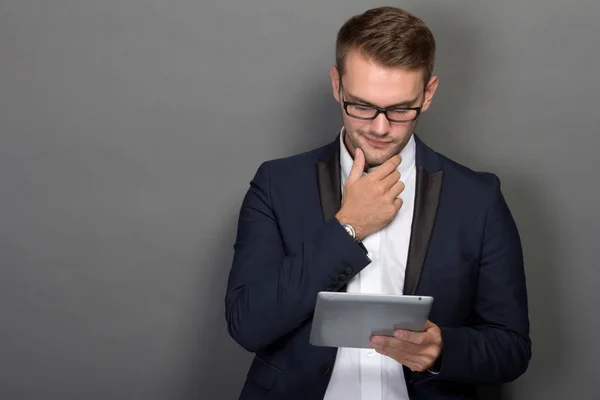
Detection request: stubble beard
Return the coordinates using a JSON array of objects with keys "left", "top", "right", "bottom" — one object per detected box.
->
[{"left": 346, "top": 129, "right": 408, "bottom": 168}]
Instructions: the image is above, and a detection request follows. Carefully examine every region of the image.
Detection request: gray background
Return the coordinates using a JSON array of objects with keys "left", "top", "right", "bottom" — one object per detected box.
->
[{"left": 1, "top": 0, "right": 598, "bottom": 399}]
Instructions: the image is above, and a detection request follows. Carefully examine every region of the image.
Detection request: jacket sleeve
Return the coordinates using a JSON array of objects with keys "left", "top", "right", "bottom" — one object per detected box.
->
[
  {"left": 225, "top": 161, "right": 371, "bottom": 353},
  {"left": 420, "top": 174, "right": 532, "bottom": 385}
]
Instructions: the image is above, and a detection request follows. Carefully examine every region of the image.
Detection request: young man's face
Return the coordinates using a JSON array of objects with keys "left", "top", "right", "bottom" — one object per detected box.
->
[{"left": 331, "top": 50, "right": 438, "bottom": 167}]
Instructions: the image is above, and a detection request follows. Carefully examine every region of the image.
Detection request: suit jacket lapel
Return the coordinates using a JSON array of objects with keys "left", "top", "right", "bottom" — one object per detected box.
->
[
  {"left": 316, "top": 140, "right": 342, "bottom": 223},
  {"left": 403, "top": 134, "right": 444, "bottom": 295},
  {"left": 316, "top": 137, "right": 346, "bottom": 293},
  {"left": 403, "top": 165, "right": 443, "bottom": 295}
]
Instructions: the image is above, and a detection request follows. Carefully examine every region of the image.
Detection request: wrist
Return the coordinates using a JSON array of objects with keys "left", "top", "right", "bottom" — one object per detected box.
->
[
  {"left": 334, "top": 211, "right": 349, "bottom": 226},
  {"left": 428, "top": 350, "right": 443, "bottom": 374},
  {"left": 335, "top": 213, "right": 364, "bottom": 241}
]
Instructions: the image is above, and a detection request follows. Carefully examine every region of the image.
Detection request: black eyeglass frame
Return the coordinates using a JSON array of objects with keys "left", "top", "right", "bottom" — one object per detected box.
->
[
  {"left": 342, "top": 100, "right": 422, "bottom": 123},
  {"left": 339, "top": 83, "right": 423, "bottom": 123}
]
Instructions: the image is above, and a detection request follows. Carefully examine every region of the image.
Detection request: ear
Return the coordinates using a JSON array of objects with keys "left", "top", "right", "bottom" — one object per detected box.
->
[
  {"left": 420, "top": 75, "right": 439, "bottom": 113},
  {"left": 330, "top": 65, "right": 341, "bottom": 103}
]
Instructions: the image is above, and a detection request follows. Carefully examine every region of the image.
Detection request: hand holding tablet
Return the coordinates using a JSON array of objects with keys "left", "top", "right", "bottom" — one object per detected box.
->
[{"left": 309, "top": 291, "right": 434, "bottom": 349}]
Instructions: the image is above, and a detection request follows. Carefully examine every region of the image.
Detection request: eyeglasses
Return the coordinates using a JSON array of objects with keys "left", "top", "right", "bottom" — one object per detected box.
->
[{"left": 341, "top": 87, "right": 422, "bottom": 123}]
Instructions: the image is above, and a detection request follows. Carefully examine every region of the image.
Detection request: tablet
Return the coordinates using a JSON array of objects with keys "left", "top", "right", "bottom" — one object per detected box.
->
[{"left": 309, "top": 291, "right": 433, "bottom": 349}]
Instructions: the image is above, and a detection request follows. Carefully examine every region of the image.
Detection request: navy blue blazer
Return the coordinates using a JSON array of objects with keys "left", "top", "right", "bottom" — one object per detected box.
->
[{"left": 225, "top": 134, "right": 531, "bottom": 400}]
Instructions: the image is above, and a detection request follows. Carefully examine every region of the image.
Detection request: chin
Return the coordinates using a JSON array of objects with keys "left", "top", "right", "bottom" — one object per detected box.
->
[
  {"left": 363, "top": 142, "right": 404, "bottom": 165},
  {"left": 346, "top": 132, "right": 399, "bottom": 166},
  {"left": 363, "top": 150, "right": 392, "bottom": 167}
]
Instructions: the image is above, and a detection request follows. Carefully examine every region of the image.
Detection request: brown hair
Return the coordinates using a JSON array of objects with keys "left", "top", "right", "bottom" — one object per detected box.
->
[{"left": 336, "top": 6, "right": 436, "bottom": 85}]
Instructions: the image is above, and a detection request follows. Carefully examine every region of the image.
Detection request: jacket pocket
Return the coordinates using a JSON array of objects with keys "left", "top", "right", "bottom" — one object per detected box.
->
[{"left": 247, "top": 356, "right": 281, "bottom": 391}]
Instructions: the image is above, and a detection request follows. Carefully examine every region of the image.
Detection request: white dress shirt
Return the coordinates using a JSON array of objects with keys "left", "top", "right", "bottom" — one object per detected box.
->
[{"left": 323, "top": 128, "right": 417, "bottom": 400}]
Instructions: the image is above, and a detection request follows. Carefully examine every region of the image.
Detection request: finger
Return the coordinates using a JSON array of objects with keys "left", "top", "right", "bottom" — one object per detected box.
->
[
  {"left": 370, "top": 154, "right": 401, "bottom": 180},
  {"left": 346, "top": 148, "right": 365, "bottom": 186},
  {"left": 370, "top": 335, "right": 404, "bottom": 353},
  {"left": 402, "top": 355, "right": 429, "bottom": 372},
  {"left": 381, "top": 170, "right": 401, "bottom": 190},
  {"left": 393, "top": 353, "right": 422, "bottom": 370},
  {"left": 393, "top": 197, "right": 403, "bottom": 212},
  {"left": 375, "top": 349, "right": 422, "bottom": 372},
  {"left": 424, "top": 320, "right": 437, "bottom": 331},
  {"left": 372, "top": 341, "right": 422, "bottom": 370},
  {"left": 370, "top": 335, "right": 390, "bottom": 351},
  {"left": 387, "top": 180, "right": 405, "bottom": 200},
  {"left": 394, "top": 329, "right": 426, "bottom": 346}
]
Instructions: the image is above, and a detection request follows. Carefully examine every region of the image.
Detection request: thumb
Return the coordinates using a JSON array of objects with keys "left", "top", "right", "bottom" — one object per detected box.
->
[{"left": 346, "top": 148, "right": 365, "bottom": 186}]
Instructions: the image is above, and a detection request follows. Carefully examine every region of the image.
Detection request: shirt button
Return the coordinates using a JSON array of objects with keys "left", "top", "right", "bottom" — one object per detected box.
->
[{"left": 368, "top": 351, "right": 374, "bottom": 357}]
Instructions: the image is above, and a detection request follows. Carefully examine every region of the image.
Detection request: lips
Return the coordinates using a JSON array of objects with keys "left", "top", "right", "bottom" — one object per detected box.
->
[{"left": 364, "top": 136, "right": 391, "bottom": 148}]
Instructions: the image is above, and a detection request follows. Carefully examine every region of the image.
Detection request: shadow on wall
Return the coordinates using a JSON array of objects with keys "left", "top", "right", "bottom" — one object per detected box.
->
[{"left": 487, "top": 173, "right": 564, "bottom": 400}]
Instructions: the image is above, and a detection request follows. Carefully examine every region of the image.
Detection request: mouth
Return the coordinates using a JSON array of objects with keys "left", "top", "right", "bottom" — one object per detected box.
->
[{"left": 363, "top": 135, "right": 392, "bottom": 149}]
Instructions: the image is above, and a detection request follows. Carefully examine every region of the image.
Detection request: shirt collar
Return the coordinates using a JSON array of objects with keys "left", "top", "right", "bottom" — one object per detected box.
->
[{"left": 339, "top": 126, "right": 416, "bottom": 188}]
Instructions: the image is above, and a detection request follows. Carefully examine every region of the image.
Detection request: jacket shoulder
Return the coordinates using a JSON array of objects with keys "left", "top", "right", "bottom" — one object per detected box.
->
[
  {"left": 255, "top": 140, "right": 336, "bottom": 180},
  {"left": 436, "top": 152, "right": 502, "bottom": 197}
]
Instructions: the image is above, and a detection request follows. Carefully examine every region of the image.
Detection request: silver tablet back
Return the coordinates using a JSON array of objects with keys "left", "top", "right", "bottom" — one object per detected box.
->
[{"left": 309, "top": 291, "right": 433, "bottom": 349}]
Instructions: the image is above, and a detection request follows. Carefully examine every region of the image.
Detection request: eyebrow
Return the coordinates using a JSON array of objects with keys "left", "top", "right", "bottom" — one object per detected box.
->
[{"left": 345, "top": 91, "right": 420, "bottom": 108}]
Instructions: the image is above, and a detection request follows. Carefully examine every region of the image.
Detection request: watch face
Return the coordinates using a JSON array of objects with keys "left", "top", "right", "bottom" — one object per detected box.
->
[{"left": 343, "top": 224, "right": 354, "bottom": 238}]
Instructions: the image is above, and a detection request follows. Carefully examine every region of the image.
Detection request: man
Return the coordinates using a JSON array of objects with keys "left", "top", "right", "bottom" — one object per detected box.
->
[{"left": 225, "top": 6, "right": 531, "bottom": 400}]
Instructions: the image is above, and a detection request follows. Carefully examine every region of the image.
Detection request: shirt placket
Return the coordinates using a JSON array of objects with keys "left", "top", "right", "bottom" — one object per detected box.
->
[{"left": 360, "top": 233, "right": 382, "bottom": 400}]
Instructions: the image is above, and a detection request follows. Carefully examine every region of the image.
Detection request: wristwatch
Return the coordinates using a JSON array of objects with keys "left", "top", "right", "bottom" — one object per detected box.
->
[
  {"left": 341, "top": 223, "right": 356, "bottom": 240},
  {"left": 340, "top": 223, "right": 369, "bottom": 254}
]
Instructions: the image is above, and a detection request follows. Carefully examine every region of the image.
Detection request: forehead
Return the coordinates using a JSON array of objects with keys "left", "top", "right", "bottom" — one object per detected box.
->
[{"left": 341, "top": 50, "right": 423, "bottom": 105}]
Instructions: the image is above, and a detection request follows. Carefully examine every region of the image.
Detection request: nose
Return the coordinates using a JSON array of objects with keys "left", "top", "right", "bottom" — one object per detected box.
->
[{"left": 370, "top": 112, "right": 391, "bottom": 137}]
